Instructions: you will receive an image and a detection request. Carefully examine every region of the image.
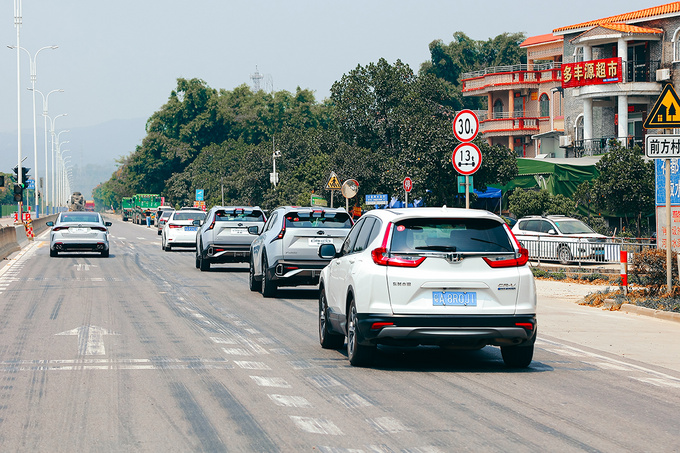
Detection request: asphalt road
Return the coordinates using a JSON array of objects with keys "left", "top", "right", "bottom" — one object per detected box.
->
[{"left": 0, "top": 216, "right": 678, "bottom": 452}]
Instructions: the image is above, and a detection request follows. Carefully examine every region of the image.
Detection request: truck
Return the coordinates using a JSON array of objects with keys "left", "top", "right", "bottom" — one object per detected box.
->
[
  {"left": 84, "top": 200, "right": 95, "bottom": 212},
  {"left": 69, "top": 192, "right": 85, "bottom": 211},
  {"left": 121, "top": 197, "right": 133, "bottom": 221},
  {"left": 131, "top": 194, "right": 162, "bottom": 225}
]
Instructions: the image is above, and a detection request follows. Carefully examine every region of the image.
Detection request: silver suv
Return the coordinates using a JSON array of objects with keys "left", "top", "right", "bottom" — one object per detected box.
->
[
  {"left": 316, "top": 207, "right": 537, "bottom": 367},
  {"left": 195, "top": 206, "right": 266, "bottom": 271},
  {"left": 248, "top": 206, "right": 353, "bottom": 297}
]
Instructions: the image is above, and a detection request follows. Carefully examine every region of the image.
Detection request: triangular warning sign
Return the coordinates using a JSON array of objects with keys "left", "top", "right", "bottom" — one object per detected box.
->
[
  {"left": 325, "top": 171, "right": 342, "bottom": 190},
  {"left": 644, "top": 84, "right": 680, "bottom": 129}
]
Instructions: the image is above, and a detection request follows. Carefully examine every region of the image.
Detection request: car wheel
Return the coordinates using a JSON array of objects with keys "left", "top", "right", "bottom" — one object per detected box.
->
[
  {"left": 50, "top": 248, "right": 58, "bottom": 257},
  {"left": 347, "top": 299, "right": 374, "bottom": 367},
  {"left": 319, "top": 288, "right": 344, "bottom": 349},
  {"left": 501, "top": 342, "right": 534, "bottom": 368},
  {"left": 260, "top": 254, "right": 277, "bottom": 298},
  {"left": 249, "top": 258, "right": 261, "bottom": 292},
  {"left": 101, "top": 249, "right": 109, "bottom": 258},
  {"left": 558, "top": 245, "right": 572, "bottom": 265}
]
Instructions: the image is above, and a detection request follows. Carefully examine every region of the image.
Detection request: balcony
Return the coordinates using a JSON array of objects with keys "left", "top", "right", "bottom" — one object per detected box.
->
[
  {"left": 572, "top": 136, "right": 642, "bottom": 157},
  {"left": 624, "top": 60, "right": 660, "bottom": 83},
  {"left": 477, "top": 111, "right": 542, "bottom": 136},
  {"left": 462, "top": 62, "right": 562, "bottom": 94}
]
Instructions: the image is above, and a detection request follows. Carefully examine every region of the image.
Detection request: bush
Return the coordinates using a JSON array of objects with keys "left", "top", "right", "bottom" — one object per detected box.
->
[{"left": 630, "top": 248, "right": 678, "bottom": 295}]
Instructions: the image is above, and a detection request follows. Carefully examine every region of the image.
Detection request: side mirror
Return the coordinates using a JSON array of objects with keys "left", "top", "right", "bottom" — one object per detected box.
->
[
  {"left": 318, "top": 243, "right": 337, "bottom": 259},
  {"left": 248, "top": 225, "right": 260, "bottom": 235},
  {"left": 192, "top": 219, "right": 201, "bottom": 226},
  {"left": 46, "top": 221, "right": 54, "bottom": 227},
  {"left": 548, "top": 229, "right": 557, "bottom": 235},
  {"left": 105, "top": 222, "right": 112, "bottom": 227}
]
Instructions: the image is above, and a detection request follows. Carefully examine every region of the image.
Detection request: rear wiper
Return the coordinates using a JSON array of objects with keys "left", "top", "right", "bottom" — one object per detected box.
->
[
  {"left": 470, "top": 237, "right": 511, "bottom": 252},
  {"left": 414, "top": 245, "right": 457, "bottom": 252}
]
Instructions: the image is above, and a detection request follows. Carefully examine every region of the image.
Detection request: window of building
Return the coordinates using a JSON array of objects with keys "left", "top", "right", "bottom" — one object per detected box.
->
[
  {"left": 674, "top": 28, "right": 680, "bottom": 62},
  {"left": 493, "top": 99, "right": 503, "bottom": 119},
  {"left": 539, "top": 94, "right": 550, "bottom": 117}
]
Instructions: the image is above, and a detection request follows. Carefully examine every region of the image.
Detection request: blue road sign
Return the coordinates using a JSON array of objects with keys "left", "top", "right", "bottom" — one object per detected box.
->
[
  {"left": 27, "top": 179, "right": 35, "bottom": 190},
  {"left": 365, "top": 194, "right": 388, "bottom": 205},
  {"left": 196, "top": 189, "right": 204, "bottom": 201},
  {"left": 655, "top": 159, "right": 680, "bottom": 206}
]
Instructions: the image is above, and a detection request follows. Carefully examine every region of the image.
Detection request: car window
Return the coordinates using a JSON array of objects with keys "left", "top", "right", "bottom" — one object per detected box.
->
[
  {"left": 284, "top": 211, "right": 353, "bottom": 229},
  {"left": 353, "top": 217, "right": 377, "bottom": 253},
  {"left": 264, "top": 212, "right": 278, "bottom": 232},
  {"left": 172, "top": 212, "right": 206, "bottom": 221},
  {"left": 539, "top": 220, "right": 553, "bottom": 233},
  {"left": 522, "top": 220, "right": 540, "bottom": 232},
  {"left": 215, "top": 209, "right": 265, "bottom": 222},
  {"left": 553, "top": 219, "right": 595, "bottom": 234},
  {"left": 60, "top": 213, "right": 101, "bottom": 223},
  {"left": 390, "top": 218, "right": 512, "bottom": 253},
  {"left": 341, "top": 217, "right": 365, "bottom": 255}
]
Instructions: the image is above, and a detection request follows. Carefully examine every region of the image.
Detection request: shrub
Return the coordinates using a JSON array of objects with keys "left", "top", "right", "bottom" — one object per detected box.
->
[{"left": 630, "top": 248, "right": 678, "bottom": 295}]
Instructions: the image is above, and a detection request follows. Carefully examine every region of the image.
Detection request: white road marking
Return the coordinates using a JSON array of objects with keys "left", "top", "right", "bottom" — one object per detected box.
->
[
  {"left": 234, "top": 361, "right": 271, "bottom": 370},
  {"left": 307, "top": 375, "right": 341, "bottom": 388},
  {"left": 211, "top": 337, "right": 237, "bottom": 345},
  {"left": 250, "top": 376, "right": 291, "bottom": 388},
  {"left": 366, "top": 417, "right": 408, "bottom": 434},
  {"left": 56, "top": 325, "right": 119, "bottom": 355},
  {"left": 332, "top": 394, "right": 372, "bottom": 409},
  {"left": 222, "top": 348, "right": 252, "bottom": 356},
  {"left": 290, "top": 416, "right": 343, "bottom": 435},
  {"left": 268, "top": 394, "right": 312, "bottom": 408},
  {"left": 0, "top": 358, "right": 232, "bottom": 371}
]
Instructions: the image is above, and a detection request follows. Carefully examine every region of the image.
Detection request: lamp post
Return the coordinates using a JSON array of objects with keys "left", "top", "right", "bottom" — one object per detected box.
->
[
  {"left": 12, "top": 0, "right": 22, "bottom": 190},
  {"left": 8, "top": 45, "right": 58, "bottom": 217},
  {"left": 60, "top": 154, "right": 71, "bottom": 208},
  {"left": 270, "top": 136, "right": 281, "bottom": 188},
  {"left": 47, "top": 114, "right": 67, "bottom": 213},
  {"left": 32, "top": 88, "right": 63, "bottom": 215},
  {"left": 55, "top": 140, "right": 69, "bottom": 211}
]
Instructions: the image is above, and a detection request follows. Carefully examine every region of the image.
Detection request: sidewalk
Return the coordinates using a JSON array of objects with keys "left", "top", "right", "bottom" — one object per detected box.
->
[{"left": 536, "top": 279, "right": 680, "bottom": 373}]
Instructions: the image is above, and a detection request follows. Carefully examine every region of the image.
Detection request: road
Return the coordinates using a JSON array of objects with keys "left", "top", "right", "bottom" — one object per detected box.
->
[{"left": 0, "top": 216, "right": 678, "bottom": 452}]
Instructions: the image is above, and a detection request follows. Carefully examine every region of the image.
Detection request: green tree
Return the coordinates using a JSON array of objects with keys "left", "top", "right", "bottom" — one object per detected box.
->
[{"left": 508, "top": 188, "right": 575, "bottom": 219}]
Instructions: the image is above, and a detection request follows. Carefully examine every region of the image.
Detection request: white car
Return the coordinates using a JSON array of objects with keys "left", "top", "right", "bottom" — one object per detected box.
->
[
  {"left": 47, "top": 212, "right": 112, "bottom": 257},
  {"left": 317, "top": 207, "right": 537, "bottom": 367},
  {"left": 161, "top": 210, "right": 206, "bottom": 251},
  {"left": 511, "top": 215, "right": 608, "bottom": 264}
]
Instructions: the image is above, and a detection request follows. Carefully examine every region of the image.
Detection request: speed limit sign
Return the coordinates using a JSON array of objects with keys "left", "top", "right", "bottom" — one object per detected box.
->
[
  {"left": 453, "top": 109, "right": 479, "bottom": 142},
  {"left": 452, "top": 143, "right": 482, "bottom": 175}
]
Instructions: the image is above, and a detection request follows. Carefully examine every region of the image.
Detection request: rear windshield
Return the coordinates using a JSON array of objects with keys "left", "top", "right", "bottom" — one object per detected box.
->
[
  {"left": 215, "top": 209, "right": 265, "bottom": 222},
  {"left": 285, "top": 211, "right": 353, "bottom": 229},
  {"left": 390, "top": 218, "right": 513, "bottom": 253},
  {"left": 59, "top": 213, "right": 100, "bottom": 223},
  {"left": 173, "top": 212, "right": 206, "bottom": 221}
]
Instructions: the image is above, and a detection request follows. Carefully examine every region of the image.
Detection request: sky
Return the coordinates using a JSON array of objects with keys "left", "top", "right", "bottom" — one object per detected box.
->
[{"left": 0, "top": 0, "right": 666, "bottom": 155}]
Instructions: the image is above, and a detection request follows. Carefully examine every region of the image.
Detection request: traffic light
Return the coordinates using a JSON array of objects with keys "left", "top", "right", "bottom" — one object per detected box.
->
[
  {"left": 0, "top": 175, "right": 4, "bottom": 187},
  {"left": 13, "top": 183, "right": 25, "bottom": 202},
  {"left": 12, "top": 166, "right": 30, "bottom": 183}
]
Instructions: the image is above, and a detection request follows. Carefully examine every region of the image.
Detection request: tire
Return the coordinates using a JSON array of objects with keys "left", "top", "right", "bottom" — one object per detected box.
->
[
  {"left": 101, "top": 249, "right": 109, "bottom": 258},
  {"left": 50, "top": 248, "right": 58, "bottom": 257},
  {"left": 249, "top": 258, "right": 261, "bottom": 292},
  {"left": 558, "top": 245, "right": 572, "bottom": 265},
  {"left": 260, "top": 254, "right": 277, "bottom": 298},
  {"left": 501, "top": 342, "right": 534, "bottom": 368},
  {"left": 347, "top": 300, "right": 375, "bottom": 367},
  {"left": 199, "top": 255, "right": 210, "bottom": 271},
  {"left": 319, "top": 288, "right": 344, "bottom": 349}
]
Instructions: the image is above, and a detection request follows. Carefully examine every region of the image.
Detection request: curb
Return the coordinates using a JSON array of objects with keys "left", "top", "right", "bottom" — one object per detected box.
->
[{"left": 619, "top": 303, "right": 680, "bottom": 324}]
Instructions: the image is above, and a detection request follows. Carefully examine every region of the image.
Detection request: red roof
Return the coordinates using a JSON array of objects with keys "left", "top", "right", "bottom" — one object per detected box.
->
[
  {"left": 597, "top": 23, "right": 663, "bottom": 34},
  {"left": 520, "top": 33, "right": 563, "bottom": 48},
  {"left": 554, "top": 2, "right": 680, "bottom": 33}
]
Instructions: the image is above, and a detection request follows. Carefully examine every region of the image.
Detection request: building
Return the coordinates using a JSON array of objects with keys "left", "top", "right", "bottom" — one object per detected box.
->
[{"left": 461, "top": 34, "right": 564, "bottom": 158}]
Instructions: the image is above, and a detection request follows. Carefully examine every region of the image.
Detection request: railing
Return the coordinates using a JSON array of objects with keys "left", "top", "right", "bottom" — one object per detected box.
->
[
  {"left": 517, "top": 235, "right": 656, "bottom": 265},
  {"left": 462, "top": 62, "right": 562, "bottom": 80},
  {"left": 481, "top": 110, "right": 541, "bottom": 120},
  {"left": 573, "top": 136, "right": 642, "bottom": 156},
  {"left": 624, "top": 60, "right": 660, "bottom": 83}
]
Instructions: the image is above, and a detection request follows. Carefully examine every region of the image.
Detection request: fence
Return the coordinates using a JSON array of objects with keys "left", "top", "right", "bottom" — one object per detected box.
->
[{"left": 517, "top": 236, "right": 656, "bottom": 265}]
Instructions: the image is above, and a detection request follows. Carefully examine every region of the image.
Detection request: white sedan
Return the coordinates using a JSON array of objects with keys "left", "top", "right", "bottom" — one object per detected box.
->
[
  {"left": 47, "top": 212, "right": 112, "bottom": 257},
  {"left": 161, "top": 210, "right": 206, "bottom": 251}
]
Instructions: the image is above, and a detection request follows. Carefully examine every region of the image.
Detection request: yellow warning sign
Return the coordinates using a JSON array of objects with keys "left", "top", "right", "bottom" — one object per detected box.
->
[
  {"left": 325, "top": 171, "right": 342, "bottom": 190},
  {"left": 644, "top": 84, "right": 680, "bottom": 128}
]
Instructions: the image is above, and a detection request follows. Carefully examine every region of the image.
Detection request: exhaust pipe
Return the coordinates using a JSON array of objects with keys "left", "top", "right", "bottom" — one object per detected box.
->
[{"left": 276, "top": 264, "right": 284, "bottom": 276}]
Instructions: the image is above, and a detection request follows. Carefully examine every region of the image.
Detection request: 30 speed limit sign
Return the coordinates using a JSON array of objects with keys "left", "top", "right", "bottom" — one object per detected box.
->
[
  {"left": 452, "top": 109, "right": 479, "bottom": 142},
  {"left": 452, "top": 143, "right": 482, "bottom": 175}
]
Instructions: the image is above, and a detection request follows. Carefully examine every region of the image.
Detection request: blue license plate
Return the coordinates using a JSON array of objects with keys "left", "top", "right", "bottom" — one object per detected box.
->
[
  {"left": 432, "top": 291, "right": 477, "bottom": 306},
  {"left": 184, "top": 226, "right": 197, "bottom": 232}
]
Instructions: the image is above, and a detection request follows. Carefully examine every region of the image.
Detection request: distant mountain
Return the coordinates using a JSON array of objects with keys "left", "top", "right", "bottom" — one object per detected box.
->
[{"left": 0, "top": 118, "right": 146, "bottom": 199}]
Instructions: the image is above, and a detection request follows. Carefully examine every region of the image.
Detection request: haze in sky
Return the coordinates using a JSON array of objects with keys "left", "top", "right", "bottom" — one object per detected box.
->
[{"left": 0, "top": 0, "right": 665, "bottom": 135}]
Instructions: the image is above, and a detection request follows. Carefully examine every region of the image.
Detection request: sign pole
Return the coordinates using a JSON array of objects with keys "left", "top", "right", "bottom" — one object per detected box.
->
[
  {"left": 667, "top": 158, "right": 673, "bottom": 294},
  {"left": 465, "top": 175, "right": 470, "bottom": 209}
]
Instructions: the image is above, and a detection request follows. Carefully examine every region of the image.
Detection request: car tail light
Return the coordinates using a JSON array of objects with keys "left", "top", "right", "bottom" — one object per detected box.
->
[
  {"left": 90, "top": 226, "right": 107, "bottom": 232},
  {"left": 169, "top": 224, "right": 183, "bottom": 229},
  {"left": 482, "top": 224, "right": 529, "bottom": 268},
  {"left": 371, "top": 222, "right": 426, "bottom": 268},
  {"left": 207, "top": 220, "right": 216, "bottom": 230},
  {"left": 52, "top": 226, "right": 69, "bottom": 231},
  {"left": 515, "top": 322, "right": 534, "bottom": 331},
  {"left": 271, "top": 221, "right": 286, "bottom": 242},
  {"left": 371, "top": 322, "right": 394, "bottom": 330}
]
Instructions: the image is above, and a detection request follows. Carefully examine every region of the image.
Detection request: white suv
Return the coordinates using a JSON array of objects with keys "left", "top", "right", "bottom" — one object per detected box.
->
[{"left": 317, "top": 207, "right": 537, "bottom": 368}]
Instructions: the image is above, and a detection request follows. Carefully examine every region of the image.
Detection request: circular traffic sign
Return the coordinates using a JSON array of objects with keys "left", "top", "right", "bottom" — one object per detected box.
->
[
  {"left": 403, "top": 177, "right": 413, "bottom": 193},
  {"left": 452, "top": 109, "right": 479, "bottom": 142},
  {"left": 452, "top": 143, "right": 482, "bottom": 175}
]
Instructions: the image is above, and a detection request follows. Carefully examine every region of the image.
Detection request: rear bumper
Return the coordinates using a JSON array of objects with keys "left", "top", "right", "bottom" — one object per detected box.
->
[
  {"left": 356, "top": 314, "right": 537, "bottom": 348},
  {"left": 52, "top": 241, "right": 109, "bottom": 252},
  {"left": 268, "top": 259, "right": 330, "bottom": 286},
  {"left": 202, "top": 244, "right": 251, "bottom": 263}
]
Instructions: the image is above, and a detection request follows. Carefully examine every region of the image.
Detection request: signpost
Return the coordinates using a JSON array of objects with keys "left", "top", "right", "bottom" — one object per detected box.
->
[
  {"left": 452, "top": 110, "right": 481, "bottom": 209},
  {"left": 365, "top": 194, "right": 388, "bottom": 205},
  {"left": 195, "top": 189, "right": 204, "bottom": 201},
  {"left": 403, "top": 177, "right": 412, "bottom": 207},
  {"left": 325, "top": 171, "right": 342, "bottom": 208}
]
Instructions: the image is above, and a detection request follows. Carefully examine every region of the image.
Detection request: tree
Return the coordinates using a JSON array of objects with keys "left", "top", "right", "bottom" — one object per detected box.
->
[{"left": 508, "top": 188, "right": 575, "bottom": 219}]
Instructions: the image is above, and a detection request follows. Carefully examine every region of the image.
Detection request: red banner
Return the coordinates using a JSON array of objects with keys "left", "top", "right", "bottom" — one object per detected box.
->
[{"left": 562, "top": 57, "right": 622, "bottom": 88}]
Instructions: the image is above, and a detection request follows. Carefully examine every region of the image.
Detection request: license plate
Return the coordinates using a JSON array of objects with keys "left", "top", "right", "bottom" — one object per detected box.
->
[
  {"left": 184, "top": 226, "right": 197, "bottom": 232},
  {"left": 432, "top": 291, "right": 477, "bottom": 306},
  {"left": 309, "top": 238, "right": 333, "bottom": 245},
  {"left": 231, "top": 228, "right": 248, "bottom": 235}
]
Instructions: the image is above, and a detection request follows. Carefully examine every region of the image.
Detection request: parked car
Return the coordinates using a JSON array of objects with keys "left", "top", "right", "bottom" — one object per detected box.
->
[
  {"left": 195, "top": 206, "right": 266, "bottom": 271},
  {"left": 248, "top": 206, "right": 354, "bottom": 297},
  {"left": 156, "top": 209, "right": 175, "bottom": 236},
  {"left": 161, "top": 210, "right": 206, "bottom": 251},
  {"left": 316, "top": 207, "right": 536, "bottom": 367},
  {"left": 46, "top": 212, "right": 112, "bottom": 257},
  {"left": 511, "top": 215, "right": 608, "bottom": 264}
]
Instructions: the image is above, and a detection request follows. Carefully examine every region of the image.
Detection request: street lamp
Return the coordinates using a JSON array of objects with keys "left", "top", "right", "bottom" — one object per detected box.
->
[
  {"left": 47, "top": 114, "right": 67, "bottom": 213},
  {"left": 32, "top": 88, "right": 63, "bottom": 215},
  {"left": 55, "top": 141, "right": 69, "bottom": 210},
  {"left": 8, "top": 44, "right": 58, "bottom": 217},
  {"left": 270, "top": 135, "right": 281, "bottom": 188}
]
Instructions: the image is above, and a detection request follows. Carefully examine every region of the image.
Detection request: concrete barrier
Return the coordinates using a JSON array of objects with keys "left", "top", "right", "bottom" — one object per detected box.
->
[{"left": 0, "top": 214, "right": 58, "bottom": 260}]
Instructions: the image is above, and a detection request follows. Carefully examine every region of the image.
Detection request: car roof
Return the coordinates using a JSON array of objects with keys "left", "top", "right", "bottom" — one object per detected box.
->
[
  {"left": 210, "top": 206, "right": 263, "bottom": 211},
  {"left": 273, "top": 206, "right": 348, "bottom": 214},
  {"left": 361, "top": 207, "right": 503, "bottom": 223}
]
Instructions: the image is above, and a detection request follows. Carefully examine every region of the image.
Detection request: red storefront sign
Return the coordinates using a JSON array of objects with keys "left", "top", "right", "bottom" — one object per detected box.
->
[{"left": 562, "top": 57, "right": 622, "bottom": 88}]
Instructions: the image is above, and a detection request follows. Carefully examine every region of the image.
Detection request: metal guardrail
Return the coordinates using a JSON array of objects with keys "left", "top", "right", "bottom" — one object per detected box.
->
[
  {"left": 516, "top": 235, "right": 656, "bottom": 265},
  {"left": 462, "top": 62, "right": 562, "bottom": 80}
]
